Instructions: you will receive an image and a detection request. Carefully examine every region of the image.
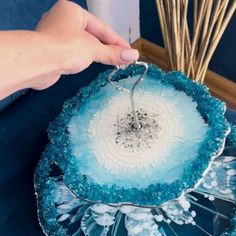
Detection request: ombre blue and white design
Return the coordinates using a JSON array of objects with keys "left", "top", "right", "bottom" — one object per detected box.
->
[
  {"left": 56, "top": 64, "right": 229, "bottom": 206},
  {"left": 68, "top": 75, "right": 209, "bottom": 189},
  {"left": 34, "top": 64, "right": 234, "bottom": 236}
]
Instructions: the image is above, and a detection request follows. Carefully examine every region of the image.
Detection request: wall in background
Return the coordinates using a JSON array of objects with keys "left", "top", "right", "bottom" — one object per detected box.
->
[
  {"left": 87, "top": 0, "right": 140, "bottom": 43},
  {"left": 140, "top": 0, "right": 236, "bottom": 83}
]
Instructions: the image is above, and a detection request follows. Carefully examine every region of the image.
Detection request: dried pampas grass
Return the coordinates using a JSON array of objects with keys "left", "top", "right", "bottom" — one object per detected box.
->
[{"left": 155, "top": 0, "right": 236, "bottom": 83}]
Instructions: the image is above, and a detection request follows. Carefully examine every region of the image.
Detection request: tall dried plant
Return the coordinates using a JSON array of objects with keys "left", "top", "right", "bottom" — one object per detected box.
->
[{"left": 155, "top": 0, "right": 236, "bottom": 83}]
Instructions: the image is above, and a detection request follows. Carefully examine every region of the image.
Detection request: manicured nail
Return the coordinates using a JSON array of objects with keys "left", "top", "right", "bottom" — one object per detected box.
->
[{"left": 120, "top": 49, "right": 139, "bottom": 62}]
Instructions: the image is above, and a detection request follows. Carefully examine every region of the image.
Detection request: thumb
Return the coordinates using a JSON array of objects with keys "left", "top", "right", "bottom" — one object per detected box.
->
[{"left": 95, "top": 44, "right": 139, "bottom": 65}]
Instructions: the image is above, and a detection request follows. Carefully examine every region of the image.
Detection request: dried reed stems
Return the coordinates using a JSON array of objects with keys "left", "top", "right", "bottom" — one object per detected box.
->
[{"left": 155, "top": 0, "right": 236, "bottom": 83}]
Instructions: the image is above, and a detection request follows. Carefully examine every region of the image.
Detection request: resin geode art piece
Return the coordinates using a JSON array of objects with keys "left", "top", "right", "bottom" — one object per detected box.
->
[{"left": 35, "top": 63, "right": 236, "bottom": 236}]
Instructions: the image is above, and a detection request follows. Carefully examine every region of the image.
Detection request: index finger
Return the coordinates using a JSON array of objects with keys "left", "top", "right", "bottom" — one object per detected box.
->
[{"left": 84, "top": 10, "right": 131, "bottom": 48}]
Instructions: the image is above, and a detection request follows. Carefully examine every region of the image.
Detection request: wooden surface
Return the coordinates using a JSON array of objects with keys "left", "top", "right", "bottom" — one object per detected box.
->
[{"left": 132, "top": 38, "right": 236, "bottom": 110}]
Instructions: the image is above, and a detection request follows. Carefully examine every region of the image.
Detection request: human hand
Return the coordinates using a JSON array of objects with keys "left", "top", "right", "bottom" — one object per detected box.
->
[
  {"left": 0, "top": 0, "right": 140, "bottom": 99},
  {"left": 33, "top": 0, "right": 139, "bottom": 89}
]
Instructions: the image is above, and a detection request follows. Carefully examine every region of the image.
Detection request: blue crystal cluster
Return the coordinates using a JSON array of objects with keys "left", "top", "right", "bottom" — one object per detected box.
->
[
  {"left": 34, "top": 126, "right": 236, "bottom": 236},
  {"left": 35, "top": 64, "right": 230, "bottom": 208}
]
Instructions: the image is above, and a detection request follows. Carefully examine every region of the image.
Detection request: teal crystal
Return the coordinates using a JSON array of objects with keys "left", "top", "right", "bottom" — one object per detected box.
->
[{"left": 34, "top": 64, "right": 235, "bottom": 236}]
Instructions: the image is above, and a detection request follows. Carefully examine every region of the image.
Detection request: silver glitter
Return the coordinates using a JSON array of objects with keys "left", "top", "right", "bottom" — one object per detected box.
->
[{"left": 114, "top": 108, "right": 161, "bottom": 152}]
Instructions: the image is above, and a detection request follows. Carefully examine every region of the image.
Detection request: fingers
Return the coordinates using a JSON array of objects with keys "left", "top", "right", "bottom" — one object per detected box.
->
[
  {"left": 84, "top": 11, "right": 130, "bottom": 48},
  {"left": 94, "top": 43, "right": 139, "bottom": 65},
  {"left": 38, "top": 0, "right": 130, "bottom": 49}
]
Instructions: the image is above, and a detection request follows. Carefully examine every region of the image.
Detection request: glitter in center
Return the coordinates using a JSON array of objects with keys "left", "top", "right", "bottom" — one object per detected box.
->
[{"left": 114, "top": 108, "right": 161, "bottom": 152}]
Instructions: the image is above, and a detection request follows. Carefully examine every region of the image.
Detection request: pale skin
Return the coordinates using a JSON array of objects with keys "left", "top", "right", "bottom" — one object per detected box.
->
[{"left": 0, "top": 0, "right": 139, "bottom": 100}]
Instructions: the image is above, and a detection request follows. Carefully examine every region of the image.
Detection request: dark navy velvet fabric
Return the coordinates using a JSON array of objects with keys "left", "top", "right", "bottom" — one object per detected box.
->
[
  {"left": 0, "top": 63, "right": 109, "bottom": 236},
  {"left": 0, "top": 0, "right": 87, "bottom": 111}
]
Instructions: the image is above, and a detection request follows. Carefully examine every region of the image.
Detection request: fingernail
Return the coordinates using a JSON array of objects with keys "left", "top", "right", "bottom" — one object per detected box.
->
[{"left": 120, "top": 49, "right": 139, "bottom": 62}]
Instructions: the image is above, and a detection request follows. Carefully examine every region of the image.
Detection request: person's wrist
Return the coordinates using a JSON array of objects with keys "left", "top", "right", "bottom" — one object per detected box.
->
[
  {"left": 38, "top": 31, "right": 80, "bottom": 75},
  {"left": 19, "top": 31, "right": 65, "bottom": 90},
  {"left": 40, "top": 32, "right": 66, "bottom": 75}
]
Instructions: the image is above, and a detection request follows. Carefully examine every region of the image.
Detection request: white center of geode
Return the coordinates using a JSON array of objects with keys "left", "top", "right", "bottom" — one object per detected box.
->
[
  {"left": 68, "top": 77, "right": 209, "bottom": 188},
  {"left": 113, "top": 108, "right": 161, "bottom": 151},
  {"left": 88, "top": 92, "right": 183, "bottom": 173}
]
